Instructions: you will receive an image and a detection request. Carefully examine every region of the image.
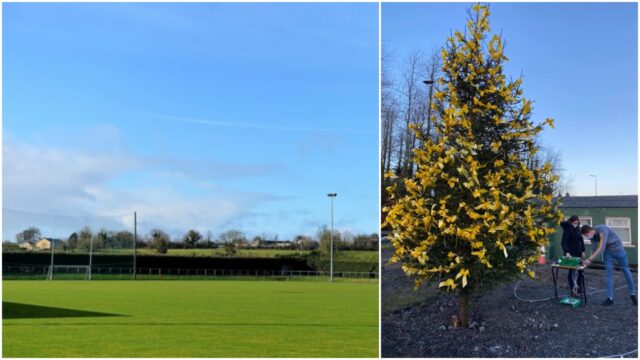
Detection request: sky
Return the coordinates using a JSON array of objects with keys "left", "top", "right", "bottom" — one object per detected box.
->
[
  {"left": 3, "top": 3, "right": 379, "bottom": 241},
  {"left": 383, "top": 2, "right": 638, "bottom": 197}
]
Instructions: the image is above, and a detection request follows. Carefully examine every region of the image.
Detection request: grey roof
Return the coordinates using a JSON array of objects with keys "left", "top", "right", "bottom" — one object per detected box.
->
[{"left": 558, "top": 195, "right": 638, "bottom": 209}]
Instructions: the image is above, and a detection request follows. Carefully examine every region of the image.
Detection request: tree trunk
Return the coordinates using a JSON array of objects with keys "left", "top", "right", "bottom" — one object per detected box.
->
[{"left": 459, "top": 292, "right": 471, "bottom": 328}]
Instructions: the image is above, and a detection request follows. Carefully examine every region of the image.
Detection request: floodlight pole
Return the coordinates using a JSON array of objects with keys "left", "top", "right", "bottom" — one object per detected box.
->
[
  {"left": 327, "top": 193, "right": 337, "bottom": 282},
  {"left": 89, "top": 232, "right": 93, "bottom": 280},
  {"left": 133, "top": 211, "right": 137, "bottom": 280},
  {"left": 590, "top": 174, "right": 598, "bottom": 197},
  {"left": 48, "top": 237, "right": 55, "bottom": 280}
]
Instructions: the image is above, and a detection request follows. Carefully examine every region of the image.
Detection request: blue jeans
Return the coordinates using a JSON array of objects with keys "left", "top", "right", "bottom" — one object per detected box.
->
[{"left": 603, "top": 248, "right": 636, "bottom": 299}]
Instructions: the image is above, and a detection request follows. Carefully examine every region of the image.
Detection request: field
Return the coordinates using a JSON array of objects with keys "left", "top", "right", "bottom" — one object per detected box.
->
[{"left": 3, "top": 280, "right": 378, "bottom": 357}]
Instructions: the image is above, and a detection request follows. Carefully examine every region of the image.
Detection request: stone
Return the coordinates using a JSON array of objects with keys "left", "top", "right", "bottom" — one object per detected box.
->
[
  {"left": 479, "top": 326, "right": 485, "bottom": 332},
  {"left": 439, "top": 325, "right": 447, "bottom": 331}
]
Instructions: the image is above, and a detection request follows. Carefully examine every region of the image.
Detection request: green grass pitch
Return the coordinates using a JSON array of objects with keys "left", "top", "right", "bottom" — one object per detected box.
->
[{"left": 3, "top": 280, "right": 378, "bottom": 357}]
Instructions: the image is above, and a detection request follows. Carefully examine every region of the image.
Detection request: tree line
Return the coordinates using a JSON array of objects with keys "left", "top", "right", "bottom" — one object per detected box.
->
[{"left": 5, "top": 225, "right": 379, "bottom": 254}]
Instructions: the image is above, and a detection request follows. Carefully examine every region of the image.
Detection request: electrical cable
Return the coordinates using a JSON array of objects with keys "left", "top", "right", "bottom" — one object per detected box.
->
[
  {"left": 513, "top": 279, "right": 629, "bottom": 303},
  {"left": 602, "top": 349, "right": 638, "bottom": 358},
  {"left": 513, "top": 264, "right": 637, "bottom": 358}
]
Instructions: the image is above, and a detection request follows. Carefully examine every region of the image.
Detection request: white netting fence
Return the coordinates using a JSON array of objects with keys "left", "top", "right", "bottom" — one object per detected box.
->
[{"left": 3, "top": 208, "right": 136, "bottom": 278}]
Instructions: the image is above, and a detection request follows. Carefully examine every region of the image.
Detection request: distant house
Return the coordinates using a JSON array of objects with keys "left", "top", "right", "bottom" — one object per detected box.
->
[
  {"left": 35, "top": 238, "right": 63, "bottom": 251},
  {"left": 548, "top": 195, "right": 637, "bottom": 265},
  {"left": 18, "top": 241, "right": 34, "bottom": 251},
  {"left": 251, "top": 239, "right": 293, "bottom": 249}
]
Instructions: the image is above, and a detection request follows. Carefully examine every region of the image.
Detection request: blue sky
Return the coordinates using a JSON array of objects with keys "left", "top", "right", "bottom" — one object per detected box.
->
[
  {"left": 384, "top": 2, "right": 638, "bottom": 197},
  {"left": 3, "top": 3, "right": 379, "bottom": 240}
]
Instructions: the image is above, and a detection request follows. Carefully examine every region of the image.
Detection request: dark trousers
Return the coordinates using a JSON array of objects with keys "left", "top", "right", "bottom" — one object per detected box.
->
[{"left": 568, "top": 269, "right": 584, "bottom": 293}]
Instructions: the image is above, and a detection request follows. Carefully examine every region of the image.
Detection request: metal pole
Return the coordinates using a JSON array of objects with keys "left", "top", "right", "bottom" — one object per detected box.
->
[
  {"left": 134, "top": 211, "right": 137, "bottom": 280},
  {"left": 89, "top": 232, "right": 93, "bottom": 280},
  {"left": 327, "top": 193, "right": 337, "bottom": 282},
  {"left": 330, "top": 196, "right": 334, "bottom": 283},
  {"left": 590, "top": 175, "right": 598, "bottom": 197},
  {"left": 48, "top": 237, "right": 55, "bottom": 280}
]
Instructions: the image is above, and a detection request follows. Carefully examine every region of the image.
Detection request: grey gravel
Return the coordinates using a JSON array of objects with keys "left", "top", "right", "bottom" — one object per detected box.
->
[{"left": 381, "top": 247, "right": 638, "bottom": 358}]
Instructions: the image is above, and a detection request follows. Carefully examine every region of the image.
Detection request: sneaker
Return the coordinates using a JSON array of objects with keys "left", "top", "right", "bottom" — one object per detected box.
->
[
  {"left": 602, "top": 298, "right": 614, "bottom": 306},
  {"left": 631, "top": 295, "right": 637, "bottom": 306}
]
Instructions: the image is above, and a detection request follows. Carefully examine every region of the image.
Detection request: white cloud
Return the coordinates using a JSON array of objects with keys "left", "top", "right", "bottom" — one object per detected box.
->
[
  {"left": 160, "top": 115, "right": 374, "bottom": 135},
  {"left": 3, "top": 139, "right": 139, "bottom": 211},
  {"left": 2, "top": 139, "right": 289, "bottom": 240}
]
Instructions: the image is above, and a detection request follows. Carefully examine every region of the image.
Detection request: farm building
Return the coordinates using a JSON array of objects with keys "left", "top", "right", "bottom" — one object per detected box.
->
[
  {"left": 547, "top": 195, "right": 638, "bottom": 265},
  {"left": 34, "top": 238, "right": 63, "bottom": 250},
  {"left": 250, "top": 239, "right": 293, "bottom": 249},
  {"left": 18, "top": 242, "right": 33, "bottom": 250}
]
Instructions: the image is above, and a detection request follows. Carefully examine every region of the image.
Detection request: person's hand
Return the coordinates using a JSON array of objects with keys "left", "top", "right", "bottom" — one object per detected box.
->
[
  {"left": 565, "top": 252, "right": 571, "bottom": 258},
  {"left": 583, "top": 259, "right": 591, "bottom": 266},
  {"left": 581, "top": 253, "right": 585, "bottom": 260}
]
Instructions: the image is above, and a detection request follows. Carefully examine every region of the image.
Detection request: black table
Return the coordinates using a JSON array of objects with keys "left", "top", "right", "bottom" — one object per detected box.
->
[{"left": 551, "top": 263, "right": 588, "bottom": 304}]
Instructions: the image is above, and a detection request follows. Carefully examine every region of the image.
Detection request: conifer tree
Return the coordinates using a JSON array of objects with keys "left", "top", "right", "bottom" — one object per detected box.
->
[{"left": 383, "top": 4, "right": 563, "bottom": 326}]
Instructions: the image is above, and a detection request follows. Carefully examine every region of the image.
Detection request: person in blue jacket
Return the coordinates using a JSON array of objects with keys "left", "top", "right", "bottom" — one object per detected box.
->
[
  {"left": 582, "top": 224, "right": 637, "bottom": 306},
  {"left": 560, "top": 215, "right": 585, "bottom": 297}
]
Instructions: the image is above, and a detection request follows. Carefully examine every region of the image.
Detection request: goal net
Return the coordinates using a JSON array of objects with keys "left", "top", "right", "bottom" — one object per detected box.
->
[
  {"left": 47, "top": 265, "right": 91, "bottom": 280},
  {"left": 3, "top": 209, "right": 136, "bottom": 280}
]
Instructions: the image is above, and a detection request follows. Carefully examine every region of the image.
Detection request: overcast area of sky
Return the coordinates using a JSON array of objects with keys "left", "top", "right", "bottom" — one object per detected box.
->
[
  {"left": 3, "top": 3, "right": 379, "bottom": 240},
  {"left": 383, "top": 2, "right": 638, "bottom": 197}
]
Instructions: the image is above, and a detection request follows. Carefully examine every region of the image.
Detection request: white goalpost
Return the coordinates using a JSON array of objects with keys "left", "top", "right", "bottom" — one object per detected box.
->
[
  {"left": 3, "top": 208, "right": 137, "bottom": 280},
  {"left": 47, "top": 265, "right": 91, "bottom": 280}
]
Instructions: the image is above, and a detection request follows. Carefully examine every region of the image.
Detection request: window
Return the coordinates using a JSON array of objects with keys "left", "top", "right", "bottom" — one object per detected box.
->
[
  {"left": 605, "top": 217, "right": 633, "bottom": 246},
  {"left": 578, "top": 217, "right": 592, "bottom": 226}
]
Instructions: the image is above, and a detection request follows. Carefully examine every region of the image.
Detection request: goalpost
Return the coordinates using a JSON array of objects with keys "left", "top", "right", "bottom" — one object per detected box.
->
[
  {"left": 41, "top": 211, "right": 137, "bottom": 280},
  {"left": 4, "top": 209, "right": 137, "bottom": 280},
  {"left": 47, "top": 265, "right": 91, "bottom": 280}
]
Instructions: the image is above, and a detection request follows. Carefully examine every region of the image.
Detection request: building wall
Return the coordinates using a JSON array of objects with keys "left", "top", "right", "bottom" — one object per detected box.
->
[
  {"left": 548, "top": 207, "right": 638, "bottom": 265},
  {"left": 35, "top": 239, "right": 51, "bottom": 250}
]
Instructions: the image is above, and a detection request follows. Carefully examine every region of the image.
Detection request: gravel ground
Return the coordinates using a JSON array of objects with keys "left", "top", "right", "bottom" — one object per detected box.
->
[{"left": 381, "top": 247, "right": 638, "bottom": 358}]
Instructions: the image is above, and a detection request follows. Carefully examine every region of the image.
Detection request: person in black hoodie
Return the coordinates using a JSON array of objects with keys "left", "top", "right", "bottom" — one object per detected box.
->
[{"left": 560, "top": 215, "right": 585, "bottom": 297}]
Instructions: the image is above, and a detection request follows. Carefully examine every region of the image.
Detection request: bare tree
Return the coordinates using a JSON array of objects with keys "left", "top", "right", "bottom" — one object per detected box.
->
[
  {"left": 381, "top": 48, "right": 399, "bottom": 177},
  {"left": 148, "top": 229, "right": 170, "bottom": 254},
  {"left": 15, "top": 226, "right": 41, "bottom": 244},
  {"left": 536, "top": 144, "right": 573, "bottom": 197},
  {"left": 397, "top": 51, "right": 422, "bottom": 179}
]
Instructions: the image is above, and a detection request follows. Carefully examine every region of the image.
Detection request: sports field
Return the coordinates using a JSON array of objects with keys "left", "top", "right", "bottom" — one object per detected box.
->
[{"left": 3, "top": 280, "right": 378, "bottom": 357}]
